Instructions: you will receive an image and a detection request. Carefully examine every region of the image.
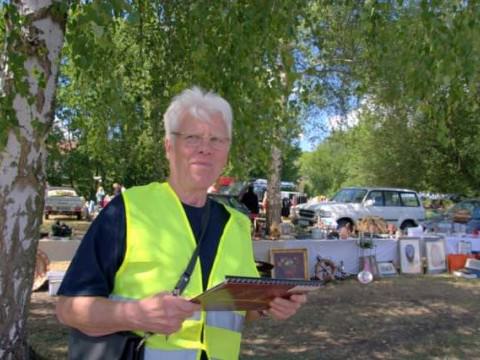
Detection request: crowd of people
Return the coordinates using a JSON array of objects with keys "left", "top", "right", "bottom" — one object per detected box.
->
[
  {"left": 95, "top": 182, "right": 126, "bottom": 208},
  {"left": 84, "top": 182, "right": 126, "bottom": 219}
]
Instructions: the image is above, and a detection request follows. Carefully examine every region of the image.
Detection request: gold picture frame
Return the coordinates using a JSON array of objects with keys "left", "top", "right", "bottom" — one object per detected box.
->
[{"left": 270, "top": 248, "right": 308, "bottom": 280}]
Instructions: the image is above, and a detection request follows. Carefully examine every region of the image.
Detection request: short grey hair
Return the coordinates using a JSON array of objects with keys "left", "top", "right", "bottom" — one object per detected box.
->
[{"left": 163, "top": 86, "right": 233, "bottom": 139}]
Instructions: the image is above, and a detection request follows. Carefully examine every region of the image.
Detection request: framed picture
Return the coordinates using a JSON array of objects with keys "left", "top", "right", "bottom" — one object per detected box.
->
[
  {"left": 399, "top": 238, "right": 422, "bottom": 274},
  {"left": 425, "top": 238, "right": 447, "bottom": 274},
  {"left": 253, "top": 217, "right": 267, "bottom": 239},
  {"left": 458, "top": 240, "right": 472, "bottom": 255},
  {"left": 377, "top": 261, "right": 398, "bottom": 277},
  {"left": 270, "top": 248, "right": 308, "bottom": 280},
  {"left": 359, "top": 255, "right": 379, "bottom": 279}
]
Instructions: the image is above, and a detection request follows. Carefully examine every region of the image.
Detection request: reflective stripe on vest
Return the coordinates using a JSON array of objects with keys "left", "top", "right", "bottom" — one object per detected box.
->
[
  {"left": 206, "top": 311, "right": 245, "bottom": 333},
  {"left": 144, "top": 348, "right": 223, "bottom": 360},
  {"left": 144, "top": 347, "right": 197, "bottom": 360}
]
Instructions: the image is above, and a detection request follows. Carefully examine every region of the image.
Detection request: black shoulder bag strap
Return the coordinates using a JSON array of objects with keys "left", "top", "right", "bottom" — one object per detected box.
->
[
  {"left": 136, "top": 199, "right": 212, "bottom": 352},
  {"left": 173, "top": 198, "right": 212, "bottom": 295}
]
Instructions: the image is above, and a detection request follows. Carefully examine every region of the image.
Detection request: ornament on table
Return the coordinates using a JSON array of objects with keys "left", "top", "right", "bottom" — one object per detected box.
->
[{"left": 269, "top": 222, "right": 281, "bottom": 240}]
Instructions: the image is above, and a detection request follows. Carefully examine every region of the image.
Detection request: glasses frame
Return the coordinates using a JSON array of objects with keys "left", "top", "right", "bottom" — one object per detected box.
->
[{"left": 170, "top": 131, "right": 230, "bottom": 150}]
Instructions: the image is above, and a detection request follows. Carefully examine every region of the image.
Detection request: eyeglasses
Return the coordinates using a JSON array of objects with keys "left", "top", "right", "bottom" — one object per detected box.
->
[{"left": 171, "top": 132, "right": 230, "bottom": 150}]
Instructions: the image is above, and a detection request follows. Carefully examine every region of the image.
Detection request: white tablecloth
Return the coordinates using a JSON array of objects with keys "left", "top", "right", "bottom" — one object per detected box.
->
[
  {"left": 443, "top": 235, "right": 480, "bottom": 254},
  {"left": 38, "top": 238, "right": 81, "bottom": 261},
  {"left": 253, "top": 239, "right": 398, "bottom": 277},
  {"left": 253, "top": 235, "right": 480, "bottom": 277}
]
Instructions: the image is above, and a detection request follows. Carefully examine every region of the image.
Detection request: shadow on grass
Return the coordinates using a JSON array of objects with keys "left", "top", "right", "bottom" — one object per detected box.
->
[
  {"left": 28, "top": 276, "right": 480, "bottom": 360},
  {"left": 241, "top": 276, "right": 480, "bottom": 359}
]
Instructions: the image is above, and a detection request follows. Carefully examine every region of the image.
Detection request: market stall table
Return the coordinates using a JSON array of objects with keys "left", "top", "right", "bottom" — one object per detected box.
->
[
  {"left": 253, "top": 234, "right": 480, "bottom": 278},
  {"left": 443, "top": 234, "right": 480, "bottom": 254},
  {"left": 38, "top": 238, "right": 81, "bottom": 262},
  {"left": 253, "top": 238, "right": 398, "bottom": 277}
]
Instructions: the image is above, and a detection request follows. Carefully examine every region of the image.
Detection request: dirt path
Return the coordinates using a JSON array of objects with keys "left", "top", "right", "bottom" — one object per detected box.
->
[{"left": 28, "top": 275, "right": 480, "bottom": 359}]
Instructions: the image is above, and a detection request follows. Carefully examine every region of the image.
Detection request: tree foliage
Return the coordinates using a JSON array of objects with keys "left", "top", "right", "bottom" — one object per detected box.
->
[
  {"left": 302, "top": 1, "right": 480, "bottom": 197},
  {"left": 354, "top": 0, "right": 480, "bottom": 195},
  {"left": 49, "top": 1, "right": 307, "bottom": 198}
]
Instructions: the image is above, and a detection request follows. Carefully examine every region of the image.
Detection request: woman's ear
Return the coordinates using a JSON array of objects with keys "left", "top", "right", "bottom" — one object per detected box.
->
[{"left": 164, "top": 137, "right": 171, "bottom": 160}]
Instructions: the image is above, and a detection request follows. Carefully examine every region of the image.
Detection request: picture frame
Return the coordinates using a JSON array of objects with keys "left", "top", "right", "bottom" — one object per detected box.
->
[
  {"left": 399, "top": 238, "right": 422, "bottom": 274},
  {"left": 458, "top": 240, "right": 472, "bottom": 255},
  {"left": 253, "top": 217, "right": 267, "bottom": 239},
  {"left": 425, "top": 238, "right": 447, "bottom": 274},
  {"left": 270, "top": 248, "right": 308, "bottom": 280},
  {"left": 359, "top": 255, "right": 379, "bottom": 279},
  {"left": 377, "top": 261, "right": 398, "bottom": 277}
]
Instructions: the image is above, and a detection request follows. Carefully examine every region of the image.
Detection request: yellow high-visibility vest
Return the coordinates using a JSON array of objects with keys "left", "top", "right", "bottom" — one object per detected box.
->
[{"left": 112, "top": 182, "right": 258, "bottom": 359}]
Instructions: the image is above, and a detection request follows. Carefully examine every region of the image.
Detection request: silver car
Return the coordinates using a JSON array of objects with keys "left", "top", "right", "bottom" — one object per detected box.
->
[
  {"left": 292, "top": 187, "right": 425, "bottom": 230},
  {"left": 44, "top": 187, "right": 85, "bottom": 220}
]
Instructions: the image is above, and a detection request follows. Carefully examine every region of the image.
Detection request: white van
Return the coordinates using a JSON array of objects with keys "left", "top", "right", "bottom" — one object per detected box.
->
[{"left": 291, "top": 187, "right": 425, "bottom": 230}]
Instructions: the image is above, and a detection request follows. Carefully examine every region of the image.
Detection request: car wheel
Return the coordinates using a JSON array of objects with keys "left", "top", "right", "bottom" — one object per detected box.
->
[
  {"left": 76, "top": 212, "right": 82, "bottom": 220},
  {"left": 337, "top": 219, "right": 353, "bottom": 230},
  {"left": 45, "top": 213, "right": 49, "bottom": 220},
  {"left": 400, "top": 220, "right": 416, "bottom": 230}
]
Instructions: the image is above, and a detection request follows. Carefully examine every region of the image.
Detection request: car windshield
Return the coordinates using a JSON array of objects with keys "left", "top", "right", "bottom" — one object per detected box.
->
[
  {"left": 48, "top": 189, "right": 77, "bottom": 197},
  {"left": 331, "top": 189, "right": 367, "bottom": 203}
]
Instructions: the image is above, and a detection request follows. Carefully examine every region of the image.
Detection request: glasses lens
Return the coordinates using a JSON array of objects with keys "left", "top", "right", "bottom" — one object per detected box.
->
[{"left": 174, "top": 132, "right": 229, "bottom": 150}]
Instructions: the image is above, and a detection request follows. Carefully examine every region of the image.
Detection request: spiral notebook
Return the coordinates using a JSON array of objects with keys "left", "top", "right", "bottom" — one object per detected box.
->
[{"left": 190, "top": 276, "right": 323, "bottom": 311}]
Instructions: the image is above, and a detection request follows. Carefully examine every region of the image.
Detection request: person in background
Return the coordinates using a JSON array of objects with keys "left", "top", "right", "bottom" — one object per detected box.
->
[
  {"left": 112, "top": 183, "right": 122, "bottom": 197},
  {"left": 240, "top": 185, "right": 259, "bottom": 215},
  {"left": 262, "top": 191, "right": 268, "bottom": 214},
  {"left": 56, "top": 86, "right": 306, "bottom": 360},
  {"left": 95, "top": 184, "right": 105, "bottom": 209},
  {"left": 281, "top": 196, "right": 291, "bottom": 218}
]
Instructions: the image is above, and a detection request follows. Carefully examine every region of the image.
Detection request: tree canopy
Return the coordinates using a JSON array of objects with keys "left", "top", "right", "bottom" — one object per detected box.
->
[
  {"left": 300, "top": 1, "right": 480, "bottom": 198},
  {"left": 49, "top": 1, "right": 307, "bottom": 198}
]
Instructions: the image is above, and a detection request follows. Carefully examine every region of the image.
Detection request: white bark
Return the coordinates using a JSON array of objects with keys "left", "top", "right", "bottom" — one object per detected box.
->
[
  {"left": 266, "top": 145, "right": 282, "bottom": 233},
  {"left": 0, "top": 1, "right": 66, "bottom": 358}
]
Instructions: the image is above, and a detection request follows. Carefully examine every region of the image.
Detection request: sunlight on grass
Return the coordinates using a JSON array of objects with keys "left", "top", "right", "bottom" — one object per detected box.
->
[
  {"left": 366, "top": 301, "right": 471, "bottom": 319},
  {"left": 286, "top": 346, "right": 309, "bottom": 353},
  {"left": 450, "top": 280, "right": 480, "bottom": 293},
  {"left": 243, "top": 337, "right": 269, "bottom": 345}
]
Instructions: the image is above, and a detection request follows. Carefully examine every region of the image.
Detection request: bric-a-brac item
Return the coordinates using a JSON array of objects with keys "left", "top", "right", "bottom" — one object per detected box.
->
[{"left": 357, "top": 258, "right": 373, "bottom": 284}]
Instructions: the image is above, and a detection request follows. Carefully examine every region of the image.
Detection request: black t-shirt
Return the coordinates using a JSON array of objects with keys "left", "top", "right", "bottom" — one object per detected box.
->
[{"left": 58, "top": 194, "right": 230, "bottom": 296}]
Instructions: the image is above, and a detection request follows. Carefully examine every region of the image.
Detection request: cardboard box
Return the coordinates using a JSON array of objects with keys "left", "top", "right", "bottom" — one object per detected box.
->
[{"left": 47, "top": 271, "right": 65, "bottom": 296}]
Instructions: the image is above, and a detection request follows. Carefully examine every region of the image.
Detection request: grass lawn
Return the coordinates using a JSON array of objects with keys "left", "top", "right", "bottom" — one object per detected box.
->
[{"left": 29, "top": 275, "right": 480, "bottom": 359}]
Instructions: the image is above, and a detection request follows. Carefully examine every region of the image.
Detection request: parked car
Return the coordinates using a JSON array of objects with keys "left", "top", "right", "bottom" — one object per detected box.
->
[
  {"left": 290, "top": 187, "right": 425, "bottom": 230},
  {"left": 290, "top": 198, "right": 321, "bottom": 223},
  {"left": 44, "top": 187, "right": 85, "bottom": 220},
  {"left": 422, "top": 199, "right": 480, "bottom": 234}
]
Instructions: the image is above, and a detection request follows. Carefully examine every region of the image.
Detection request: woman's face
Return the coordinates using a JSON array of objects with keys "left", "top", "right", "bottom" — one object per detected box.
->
[{"left": 165, "top": 113, "right": 230, "bottom": 194}]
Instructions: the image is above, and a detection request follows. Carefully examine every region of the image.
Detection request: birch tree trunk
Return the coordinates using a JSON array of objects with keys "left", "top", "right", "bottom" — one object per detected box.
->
[
  {"left": 0, "top": 1, "right": 66, "bottom": 358},
  {"left": 266, "top": 145, "right": 282, "bottom": 233}
]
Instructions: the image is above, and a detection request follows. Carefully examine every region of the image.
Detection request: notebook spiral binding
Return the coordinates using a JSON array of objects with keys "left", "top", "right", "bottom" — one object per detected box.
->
[{"left": 225, "top": 275, "right": 323, "bottom": 286}]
